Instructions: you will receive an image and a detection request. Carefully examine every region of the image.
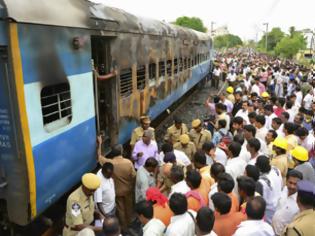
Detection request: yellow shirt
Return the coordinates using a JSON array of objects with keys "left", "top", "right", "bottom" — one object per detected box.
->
[
  {"left": 164, "top": 124, "right": 188, "bottom": 144},
  {"left": 63, "top": 187, "right": 95, "bottom": 236},
  {"left": 173, "top": 141, "right": 196, "bottom": 161}
]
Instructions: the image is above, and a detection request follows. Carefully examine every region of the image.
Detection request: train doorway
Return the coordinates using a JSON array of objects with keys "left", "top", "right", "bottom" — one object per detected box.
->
[{"left": 91, "top": 36, "right": 117, "bottom": 154}]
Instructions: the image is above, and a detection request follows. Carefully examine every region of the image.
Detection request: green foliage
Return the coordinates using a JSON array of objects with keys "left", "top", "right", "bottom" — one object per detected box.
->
[
  {"left": 213, "top": 34, "right": 243, "bottom": 49},
  {"left": 257, "top": 27, "right": 285, "bottom": 51},
  {"left": 275, "top": 31, "right": 307, "bottom": 58},
  {"left": 174, "top": 16, "right": 207, "bottom": 32}
]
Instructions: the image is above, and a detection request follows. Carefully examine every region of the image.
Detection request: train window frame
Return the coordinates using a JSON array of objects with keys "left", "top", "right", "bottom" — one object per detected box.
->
[
  {"left": 120, "top": 68, "right": 133, "bottom": 98},
  {"left": 40, "top": 82, "right": 72, "bottom": 132},
  {"left": 166, "top": 60, "right": 172, "bottom": 77},
  {"left": 188, "top": 58, "right": 191, "bottom": 69},
  {"left": 183, "top": 58, "right": 187, "bottom": 70},
  {"left": 149, "top": 63, "right": 157, "bottom": 81},
  {"left": 179, "top": 58, "right": 183, "bottom": 72},
  {"left": 159, "top": 60, "right": 166, "bottom": 77},
  {"left": 174, "top": 58, "right": 178, "bottom": 74},
  {"left": 136, "top": 65, "right": 146, "bottom": 90}
]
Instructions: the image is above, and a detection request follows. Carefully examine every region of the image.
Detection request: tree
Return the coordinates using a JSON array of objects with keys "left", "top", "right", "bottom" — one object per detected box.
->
[
  {"left": 275, "top": 31, "right": 307, "bottom": 58},
  {"left": 174, "top": 16, "right": 207, "bottom": 32},
  {"left": 213, "top": 34, "right": 243, "bottom": 49},
  {"left": 258, "top": 27, "right": 284, "bottom": 51}
]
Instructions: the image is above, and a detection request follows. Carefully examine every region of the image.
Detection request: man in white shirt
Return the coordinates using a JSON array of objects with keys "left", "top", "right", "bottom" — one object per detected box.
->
[
  {"left": 295, "top": 127, "right": 315, "bottom": 151},
  {"left": 254, "top": 115, "right": 268, "bottom": 141},
  {"left": 169, "top": 165, "right": 190, "bottom": 197},
  {"left": 226, "top": 142, "right": 247, "bottom": 180},
  {"left": 303, "top": 89, "right": 313, "bottom": 110},
  {"left": 135, "top": 158, "right": 158, "bottom": 203},
  {"left": 165, "top": 193, "right": 195, "bottom": 236},
  {"left": 272, "top": 170, "right": 303, "bottom": 236},
  {"left": 264, "top": 104, "right": 277, "bottom": 130},
  {"left": 246, "top": 138, "right": 261, "bottom": 165},
  {"left": 135, "top": 200, "right": 165, "bottom": 236},
  {"left": 256, "top": 156, "right": 282, "bottom": 223},
  {"left": 94, "top": 162, "right": 116, "bottom": 217},
  {"left": 233, "top": 196, "right": 274, "bottom": 236},
  {"left": 195, "top": 207, "right": 217, "bottom": 236},
  {"left": 235, "top": 101, "right": 250, "bottom": 124}
]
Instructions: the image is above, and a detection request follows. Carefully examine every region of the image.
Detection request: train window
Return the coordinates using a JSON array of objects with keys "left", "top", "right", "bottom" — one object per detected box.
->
[
  {"left": 179, "top": 58, "right": 183, "bottom": 72},
  {"left": 120, "top": 68, "right": 133, "bottom": 97},
  {"left": 166, "top": 60, "right": 172, "bottom": 76},
  {"left": 149, "top": 63, "right": 156, "bottom": 81},
  {"left": 137, "top": 65, "right": 146, "bottom": 90},
  {"left": 41, "top": 82, "right": 72, "bottom": 131},
  {"left": 188, "top": 58, "right": 191, "bottom": 68},
  {"left": 159, "top": 61, "right": 165, "bottom": 77},
  {"left": 174, "top": 58, "right": 178, "bottom": 74},
  {"left": 183, "top": 58, "right": 187, "bottom": 70}
]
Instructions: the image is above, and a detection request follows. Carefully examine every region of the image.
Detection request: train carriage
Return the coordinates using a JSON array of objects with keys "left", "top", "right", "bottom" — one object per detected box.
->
[{"left": 0, "top": 0, "right": 212, "bottom": 227}]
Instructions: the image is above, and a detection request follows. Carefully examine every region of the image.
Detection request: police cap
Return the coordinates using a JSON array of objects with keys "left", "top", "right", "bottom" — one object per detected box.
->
[
  {"left": 82, "top": 173, "right": 101, "bottom": 190},
  {"left": 297, "top": 180, "right": 315, "bottom": 196}
]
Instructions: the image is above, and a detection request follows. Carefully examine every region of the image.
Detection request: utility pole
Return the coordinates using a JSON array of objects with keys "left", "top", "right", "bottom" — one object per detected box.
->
[
  {"left": 263, "top": 22, "right": 269, "bottom": 51},
  {"left": 211, "top": 21, "right": 215, "bottom": 37}
]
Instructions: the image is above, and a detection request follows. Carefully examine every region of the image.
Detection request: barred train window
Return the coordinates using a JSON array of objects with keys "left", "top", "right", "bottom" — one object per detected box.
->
[
  {"left": 166, "top": 60, "right": 172, "bottom": 76},
  {"left": 120, "top": 68, "right": 132, "bottom": 97},
  {"left": 174, "top": 59, "right": 178, "bottom": 74},
  {"left": 179, "top": 58, "right": 183, "bottom": 72},
  {"left": 137, "top": 65, "right": 146, "bottom": 90},
  {"left": 149, "top": 63, "right": 156, "bottom": 81},
  {"left": 159, "top": 61, "right": 165, "bottom": 77},
  {"left": 41, "top": 82, "right": 72, "bottom": 131}
]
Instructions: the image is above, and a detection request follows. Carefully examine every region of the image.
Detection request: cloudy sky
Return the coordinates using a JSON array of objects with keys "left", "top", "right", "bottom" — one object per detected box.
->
[{"left": 92, "top": 0, "right": 314, "bottom": 41}]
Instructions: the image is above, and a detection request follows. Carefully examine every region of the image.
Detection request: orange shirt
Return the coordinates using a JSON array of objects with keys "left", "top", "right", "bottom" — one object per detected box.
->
[
  {"left": 214, "top": 212, "right": 247, "bottom": 236},
  {"left": 199, "top": 166, "right": 214, "bottom": 188},
  {"left": 153, "top": 203, "right": 173, "bottom": 226}
]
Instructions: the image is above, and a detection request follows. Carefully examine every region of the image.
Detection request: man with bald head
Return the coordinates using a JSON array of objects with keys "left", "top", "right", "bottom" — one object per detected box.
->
[{"left": 103, "top": 217, "right": 121, "bottom": 236}]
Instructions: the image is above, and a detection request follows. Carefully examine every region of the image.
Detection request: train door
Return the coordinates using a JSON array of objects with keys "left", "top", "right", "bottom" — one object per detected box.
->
[{"left": 91, "top": 36, "right": 117, "bottom": 154}]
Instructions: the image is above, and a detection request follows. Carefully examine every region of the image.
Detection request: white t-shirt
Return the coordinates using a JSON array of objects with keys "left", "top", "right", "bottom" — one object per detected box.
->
[
  {"left": 94, "top": 170, "right": 116, "bottom": 214},
  {"left": 303, "top": 93, "right": 313, "bottom": 110},
  {"left": 251, "top": 84, "right": 260, "bottom": 95}
]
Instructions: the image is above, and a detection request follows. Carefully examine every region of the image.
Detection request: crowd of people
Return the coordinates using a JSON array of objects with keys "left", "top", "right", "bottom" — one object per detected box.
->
[{"left": 63, "top": 51, "right": 315, "bottom": 236}]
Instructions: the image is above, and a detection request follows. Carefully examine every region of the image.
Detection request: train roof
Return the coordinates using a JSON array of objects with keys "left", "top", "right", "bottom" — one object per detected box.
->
[{"left": 1, "top": 0, "right": 210, "bottom": 40}]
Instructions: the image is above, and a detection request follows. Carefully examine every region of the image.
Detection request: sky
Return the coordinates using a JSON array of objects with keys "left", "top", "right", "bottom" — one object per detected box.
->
[{"left": 92, "top": 0, "right": 315, "bottom": 41}]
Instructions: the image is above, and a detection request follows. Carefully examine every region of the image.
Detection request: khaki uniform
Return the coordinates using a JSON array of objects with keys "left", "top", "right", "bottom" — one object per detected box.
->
[
  {"left": 63, "top": 187, "right": 94, "bottom": 236},
  {"left": 173, "top": 141, "right": 196, "bottom": 161},
  {"left": 189, "top": 128, "right": 212, "bottom": 150},
  {"left": 164, "top": 124, "right": 188, "bottom": 144},
  {"left": 130, "top": 127, "right": 155, "bottom": 146},
  {"left": 271, "top": 154, "right": 288, "bottom": 184},
  {"left": 227, "top": 94, "right": 235, "bottom": 103},
  {"left": 282, "top": 209, "right": 315, "bottom": 236}
]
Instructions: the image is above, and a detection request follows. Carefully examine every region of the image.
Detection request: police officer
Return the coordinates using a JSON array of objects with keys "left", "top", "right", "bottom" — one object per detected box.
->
[
  {"left": 173, "top": 134, "right": 196, "bottom": 161},
  {"left": 164, "top": 116, "right": 188, "bottom": 144},
  {"left": 130, "top": 116, "right": 155, "bottom": 149},
  {"left": 282, "top": 180, "right": 315, "bottom": 236},
  {"left": 63, "top": 173, "right": 102, "bottom": 236},
  {"left": 189, "top": 119, "right": 212, "bottom": 150}
]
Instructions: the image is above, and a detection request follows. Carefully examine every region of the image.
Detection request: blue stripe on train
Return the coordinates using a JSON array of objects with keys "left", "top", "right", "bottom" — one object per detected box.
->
[
  {"left": 18, "top": 24, "right": 92, "bottom": 84},
  {"left": 118, "top": 61, "right": 210, "bottom": 144},
  {"left": 33, "top": 117, "right": 97, "bottom": 214}
]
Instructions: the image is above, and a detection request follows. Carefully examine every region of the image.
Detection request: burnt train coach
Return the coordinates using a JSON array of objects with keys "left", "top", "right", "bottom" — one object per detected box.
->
[{"left": 0, "top": 0, "right": 212, "bottom": 226}]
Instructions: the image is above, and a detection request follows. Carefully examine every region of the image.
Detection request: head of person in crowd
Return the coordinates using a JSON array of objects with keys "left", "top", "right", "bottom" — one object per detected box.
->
[
  {"left": 246, "top": 138, "right": 261, "bottom": 157},
  {"left": 290, "top": 146, "right": 309, "bottom": 167},
  {"left": 250, "top": 92, "right": 258, "bottom": 102},
  {"left": 286, "top": 170, "right": 303, "bottom": 196},
  {"left": 144, "top": 157, "right": 159, "bottom": 174},
  {"left": 210, "top": 162, "right": 225, "bottom": 183},
  {"left": 233, "top": 133, "right": 245, "bottom": 146},
  {"left": 146, "top": 187, "right": 168, "bottom": 208},
  {"left": 285, "top": 100, "right": 293, "bottom": 110},
  {"left": 304, "top": 110, "right": 313, "bottom": 123},
  {"left": 103, "top": 216, "right": 121, "bottom": 236},
  {"left": 296, "top": 180, "right": 315, "bottom": 211},
  {"left": 173, "top": 116, "right": 183, "bottom": 129},
  {"left": 290, "top": 94, "right": 297, "bottom": 104},
  {"left": 276, "top": 97, "right": 286, "bottom": 108},
  {"left": 211, "top": 192, "right": 232, "bottom": 215},
  {"left": 261, "top": 92, "right": 270, "bottom": 102},
  {"left": 219, "top": 93, "right": 227, "bottom": 102},
  {"left": 255, "top": 155, "right": 271, "bottom": 174},
  {"left": 179, "top": 134, "right": 190, "bottom": 148},
  {"left": 213, "top": 95, "right": 220, "bottom": 104},
  {"left": 164, "top": 151, "right": 177, "bottom": 164},
  {"left": 232, "top": 116, "right": 244, "bottom": 132},
  {"left": 193, "top": 151, "right": 207, "bottom": 169},
  {"left": 298, "top": 107, "right": 306, "bottom": 116},
  {"left": 170, "top": 165, "right": 185, "bottom": 184},
  {"left": 192, "top": 119, "right": 203, "bottom": 133},
  {"left": 140, "top": 116, "right": 151, "bottom": 130},
  {"left": 215, "top": 103, "right": 226, "bottom": 115},
  {"left": 102, "top": 162, "right": 114, "bottom": 179},
  {"left": 241, "top": 100, "right": 249, "bottom": 112},
  {"left": 234, "top": 91, "right": 242, "bottom": 102},
  {"left": 272, "top": 136, "right": 288, "bottom": 156},
  {"left": 245, "top": 165, "right": 260, "bottom": 182},
  {"left": 283, "top": 122, "right": 297, "bottom": 136},
  {"left": 108, "top": 144, "right": 123, "bottom": 158},
  {"left": 217, "top": 172, "right": 235, "bottom": 194},
  {"left": 247, "top": 102, "right": 255, "bottom": 113},
  {"left": 264, "top": 104, "right": 273, "bottom": 116},
  {"left": 295, "top": 127, "right": 309, "bottom": 142},
  {"left": 244, "top": 124, "right": 256, "bottom": 141},
  {"left": 218, "top": 119, "right": 227, "bottom": 130},
  {"left": 265, "top": 129, "right": 277, "bottom": 145},
  {"left": 237, "top": 176, "right": 256, "bottom": 201},
  {"left": 195, "top": 207, "right": 215, "bottom": 236},
  {"left": 294, "top": 113, "right": 304, "bottom": 126},
  {"left": 246, "top": 196, "right": 267, "bottom": 220},
  {"left": 142, "top": 129, "right": 154, "bottom": 145},
  {"left": 280, "top": 112, "right": 290, "bottom": 124},
  {"left": 254, "top": 115, "right": 266, "bottom": 129},
  {"left": 135, "top": 200, "right": 154, "bottom": 226},
  {"left": 81, "top": 173, "right": 101, "bottom": 196},
  {"left": 271, "top": 117, "right": 282, "bottom": 131},
  {"left": 202, "top": 142, "right": 216, "bottom": 159},
  {"left": 248, "top": 112, "right": 257, "bottom": 125},
  {"left": 185, "top": 169, "right": 202, "bottom": 190},
  {"left": 227, "top": 141, "right": 242, "bottom": 159},
  {"left": 161, "top": 143, "right": 173, "bottom": 154},
  {"left": 169, "top": 193, "right": 188, "bottom": 216}
]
